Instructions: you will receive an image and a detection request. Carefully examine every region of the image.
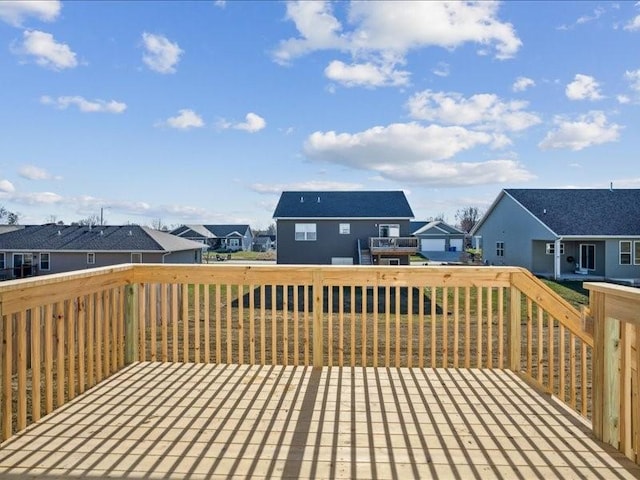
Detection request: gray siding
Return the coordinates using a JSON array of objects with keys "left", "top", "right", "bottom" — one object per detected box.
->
[
  {"left": 604, "top": 239, "right": 640, "bottom": 278},
  {"left": 476, "top": 195, "right": 555, "bottom": 269},
  {"left": 277, "top": 219, "right": 411, "bottom": 264},
  {"left": 165, "top": 249, "right": 202, "bottom": 264},
  {"left": 2, "top": 249, "right": 201, "bottom": 276}
]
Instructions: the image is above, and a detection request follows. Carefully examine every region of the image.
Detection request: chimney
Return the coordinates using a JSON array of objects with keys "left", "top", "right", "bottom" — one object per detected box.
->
[{"left": 610, "top": 182, "right": 613, "bottom": 192}]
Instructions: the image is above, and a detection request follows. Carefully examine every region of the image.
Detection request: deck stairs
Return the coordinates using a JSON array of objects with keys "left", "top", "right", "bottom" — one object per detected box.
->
[{"left": 360, "top": 249, "right": 372, "bottom": 265}]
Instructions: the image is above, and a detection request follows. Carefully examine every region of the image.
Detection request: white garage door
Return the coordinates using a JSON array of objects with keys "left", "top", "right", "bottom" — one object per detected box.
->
[
  {"left": 331, "top": 257, "right": 354, "bottom": 265},
  {"left": 450, "top": 239, "right": 464, "bottom": 251},
  {"left": 420, "top": 239, "right": 446, "bottom": 251}
]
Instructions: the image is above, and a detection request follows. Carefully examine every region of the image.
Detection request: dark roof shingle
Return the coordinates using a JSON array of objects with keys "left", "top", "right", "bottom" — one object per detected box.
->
[
  {"left": 505, "top": 189, "right": 640, "bottom": 236},
  {"left": 0, "top": 225, "right": 203, "bottom": 251},
  {"left": 273, "top": 191, "right": 414, "bottom": 219}
]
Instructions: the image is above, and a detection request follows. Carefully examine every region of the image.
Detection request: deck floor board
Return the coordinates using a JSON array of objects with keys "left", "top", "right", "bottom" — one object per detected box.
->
[{"left": 0, "top": 362, "right": 638, "bottom": 479}]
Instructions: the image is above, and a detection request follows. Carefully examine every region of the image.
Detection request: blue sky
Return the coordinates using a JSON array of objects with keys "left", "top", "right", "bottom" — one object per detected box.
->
[{"left": 0, "top": 1, "right": 639, "bottom": 229}]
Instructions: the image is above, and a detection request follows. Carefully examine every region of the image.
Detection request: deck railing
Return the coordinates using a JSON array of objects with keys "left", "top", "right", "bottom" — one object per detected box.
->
[
  {"left": 586, "top": 282, "right": 639, "bottom": 464},
  {"left": 0, "top": 264, "right": 636, "bottom": 465},
  {"left": 369, "top": 236, "right": 418, "bottom": 253}
]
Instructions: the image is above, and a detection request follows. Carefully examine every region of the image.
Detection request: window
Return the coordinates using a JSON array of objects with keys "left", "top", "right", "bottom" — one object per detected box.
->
[
  {"left": 379, "top": 224, "right": 400, "bottom": 237},
  {"left": 229, "top": 238, "right": 240, "bottom": 247},
  {"left": 0, "top": 253, "right": 4, "bottom": 270},
  {"left": 635, "top": 241, "right": 640, "bottom": 265},
  {"left": 131, "top": 253, "right": 142, "bottom": 263},
  {"left": 545, "top": 243, "right": 565, "bottom": 255},
  {"left": 620, "top": 241, "right": 631, "bottom": 265},
  {"left": 87, "top": 253, "right": 95, "bottom": 265},
  {"left": 339, "top": 223, "right": 350, "bottom": 235},
  {"left": 295, "top": 223, "right": 316, "bottom": 241},
  {"left": 40, "top": 253, "right": 50, "bottom": 271},
  {"left": 496, "top": 241, "right": 504, "bottom": 257}
]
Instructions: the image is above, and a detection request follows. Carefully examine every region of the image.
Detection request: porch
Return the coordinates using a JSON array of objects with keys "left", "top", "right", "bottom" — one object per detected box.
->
[
  {"left": 0, "top": 265, "right": 638, "bottom": 478},
  {"left": 0, "top": 363, "right": 636, "bottom": 479},
  {"left": 369, "top": 237, "right": 419, "bottom": 257}
]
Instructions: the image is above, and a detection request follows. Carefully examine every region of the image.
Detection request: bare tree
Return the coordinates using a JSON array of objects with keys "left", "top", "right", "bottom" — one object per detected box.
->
[
  {"left": 151, "top": 218, "right": 168, "bottom": 231},
  {"left": 0, "top": 206, "right": 20, "bottom": 225},
  {"left": 74, "top": 214, "right": 102, "bottom": 227},
  {"left": 455, "top": 207, "right": 482, "bottom": 233}
]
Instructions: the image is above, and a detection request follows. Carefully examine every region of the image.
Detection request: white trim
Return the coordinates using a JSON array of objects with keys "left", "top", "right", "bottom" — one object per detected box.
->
[
  {"left": 39, "top": 252, "right": 50, "bottom": 271},
  {"left": 620, "top": 240, "right": 632, "bottom": 265},
  {"left": 274, "top": 217, "right": 413, "bottom": 221},
  {"left": 87, "top": 252, "right": 95, "bottom": 265}
]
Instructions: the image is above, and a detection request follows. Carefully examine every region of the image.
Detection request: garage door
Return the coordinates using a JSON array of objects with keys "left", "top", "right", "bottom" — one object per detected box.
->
[
  {"left": 331, "top": 257, "right": 354, "bottom": 265},
  {"left": 420, "top": 239, "right": 445, "bottom": 251},
  {"left": 450, "top": 239, "right": 464, "bottom": 251}
]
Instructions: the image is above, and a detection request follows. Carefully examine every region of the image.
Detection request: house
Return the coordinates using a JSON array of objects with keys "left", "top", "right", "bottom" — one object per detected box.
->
[
  {"left": 171, "top": 224, "right": 253, "bottom": 252},
  {"left": 471, "top": 188, "right": 640, "bottom": 281},
  {"left": 252, "top": 234, "right": 276, "bottom": 252},
  {"left": 0, "top": 224, "right": 204, "bottom": 279},
  {"left": 412, "top": 220, "right": 467, "bottom": 262},
  {"left": 273, "top": 191, "right": 417, "bottom": 265}
]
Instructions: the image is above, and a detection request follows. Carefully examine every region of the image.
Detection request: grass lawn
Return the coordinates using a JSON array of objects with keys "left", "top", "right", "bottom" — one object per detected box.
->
[{"left": 539, "top": 279, "right": 589, "bottom": 310}]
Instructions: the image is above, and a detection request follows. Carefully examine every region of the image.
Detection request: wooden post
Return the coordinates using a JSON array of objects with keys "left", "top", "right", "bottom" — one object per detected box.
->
[
  {"left": 603, "top": 316, "right": 620, "bottom": 447},
  {"left": 124, "top": 284, "right": 139, "bottom": 364},
  {"left": 312, "top": 270, "right": 323, "bottom": 368},
  {"left": 591, "top": 290, "right": 605, "bottom": 441},
  {"left": 509, "top": 286, "right": 522, "bottom": 372}
]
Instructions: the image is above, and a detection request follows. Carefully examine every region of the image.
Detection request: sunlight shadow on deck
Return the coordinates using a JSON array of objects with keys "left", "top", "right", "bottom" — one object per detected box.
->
[{"left": 0, "top": 363, "right": 638, "bottom": 479}]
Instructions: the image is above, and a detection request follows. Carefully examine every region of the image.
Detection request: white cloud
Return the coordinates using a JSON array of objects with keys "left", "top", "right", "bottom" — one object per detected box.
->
[
  {"left": 406, "top": 90, "right": 541, "bottom": 132},
  {"left": 19, "top": 165, "right": 62, "bottom": 181},
  {"left": 214, "top": 0, "right": 226, "bottom": 8},
  {"left": 432, "top": 62, "right": 450, "bottom": 77},
  {"left": 272, "top": 1, "right": 346, "bottom": 65},
  {"left": 160, "top": 109, "right": 204, "bottom": 130},
  {"left": 576, "top": 7, "right": 605, "bottom": 25},
  {"left": 302, "top": 122, "right": 534, "bottom": 186},
  {"left": 141, "top": 32, "right": 183, "bottom": 74},
  {"left": 273, "top": 1, "right": 521, "bottom": 88},
  {"left": 512, "top": 76, "right": 535, "bottom": 92},
  {"left": 624, "top": 69, "right": 640, "bottom": 92},
  {"left": 219, "top": 112, "right": 266, "bottom": 133},
  {"left": 538, "top": 111, "right": 622, "bottom": 151},
  {"left": 617, "top": 95, "right": 631, "bottom": 104},
  {"left": 624, "top": 15, "right": 640, "bottom": 31},
  {"left": 324, "top": 60, "right": 409, "bottom": 87},
  {"left": 18, "top": 192, "right": 64, "bottom": 205},
  {"left": 565, "top": 74, "right": 604, "bottom": 101},
  {"left": 251, "top": 180, "right": 364, "bottom": 194},
  {"left": 0, "top": 1, "right": 61, "bottom": 27},
  {"left": 13, "top": 30, "right": 77, "bottom": 70},
  {"left": 40, "top": 95, "right": 126, "bottom": 113},
  {"left": 0, "top": 180, "right": 15, "bottom": 193}
]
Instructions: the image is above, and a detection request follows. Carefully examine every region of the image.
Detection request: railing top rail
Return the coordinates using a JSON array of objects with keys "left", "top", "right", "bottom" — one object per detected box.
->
[
  {"left": 585, "top": 281, "right": 640, "bottom": 327},
  {"left": 0, "top": 264, "right": 134, "bottom": 316}
]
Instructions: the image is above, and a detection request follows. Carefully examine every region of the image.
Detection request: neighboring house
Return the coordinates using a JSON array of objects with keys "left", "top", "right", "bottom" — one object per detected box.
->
[
  {"left": 412, "top": 220, "right": 467, "bottom": 262},
  {"left": 171, "top": 224, "right": 253, "bottom": 252},
  {"left": 273, "top": 191, "right": 417, "bottom": 265},
  {"left": 253, "top": 234, "right": 276, "bottom": 252},
  {"left": 0, "top": 224, "right": 204, "bottom": 280},
  {"left": 471, "top": 188, "right": 640, "bottom": 280}
]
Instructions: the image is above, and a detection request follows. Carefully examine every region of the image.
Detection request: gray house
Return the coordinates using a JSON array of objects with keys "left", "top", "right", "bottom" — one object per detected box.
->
[
  {"left": 0, "top": 224, "right": 204, "bottom": 279},
  {"left": 273, "top": 191, "right": 417, "bottom": 265},
  {"left": 171, "top": 224, "right": 253, "bottom": 252},
  {"left": 412, "top": 220, "right": 467, "bottom": 262},
  {"left": 472, "top": 189, "right": 640, "bottom": 281}
]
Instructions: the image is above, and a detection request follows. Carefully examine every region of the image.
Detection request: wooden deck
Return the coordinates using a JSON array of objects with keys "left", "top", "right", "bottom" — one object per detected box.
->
[{"left": 0, "top": 363, "right": 637, "bottom": 480}]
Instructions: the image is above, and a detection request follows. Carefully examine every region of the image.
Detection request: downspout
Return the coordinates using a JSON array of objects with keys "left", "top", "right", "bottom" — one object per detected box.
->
[
  {"left": 554, "top": 237, "right": 562, "bottom": 280},
  {"left": 162, "top": 252, "right": 171, "bottom": 264}
]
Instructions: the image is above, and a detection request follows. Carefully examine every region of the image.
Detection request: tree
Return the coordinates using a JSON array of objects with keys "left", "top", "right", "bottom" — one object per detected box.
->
[
  {"left": 150, "top": 218, "right": 169, "bottom": 231},
  {"left": 74, "top": 214, "right": 102, "bottom": 227},
  {"left": 455, "top": 206, "right": 482, "bottom": 233},
  {"left": 0, "top": 206, "right": 20, "bottom": 225}
]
